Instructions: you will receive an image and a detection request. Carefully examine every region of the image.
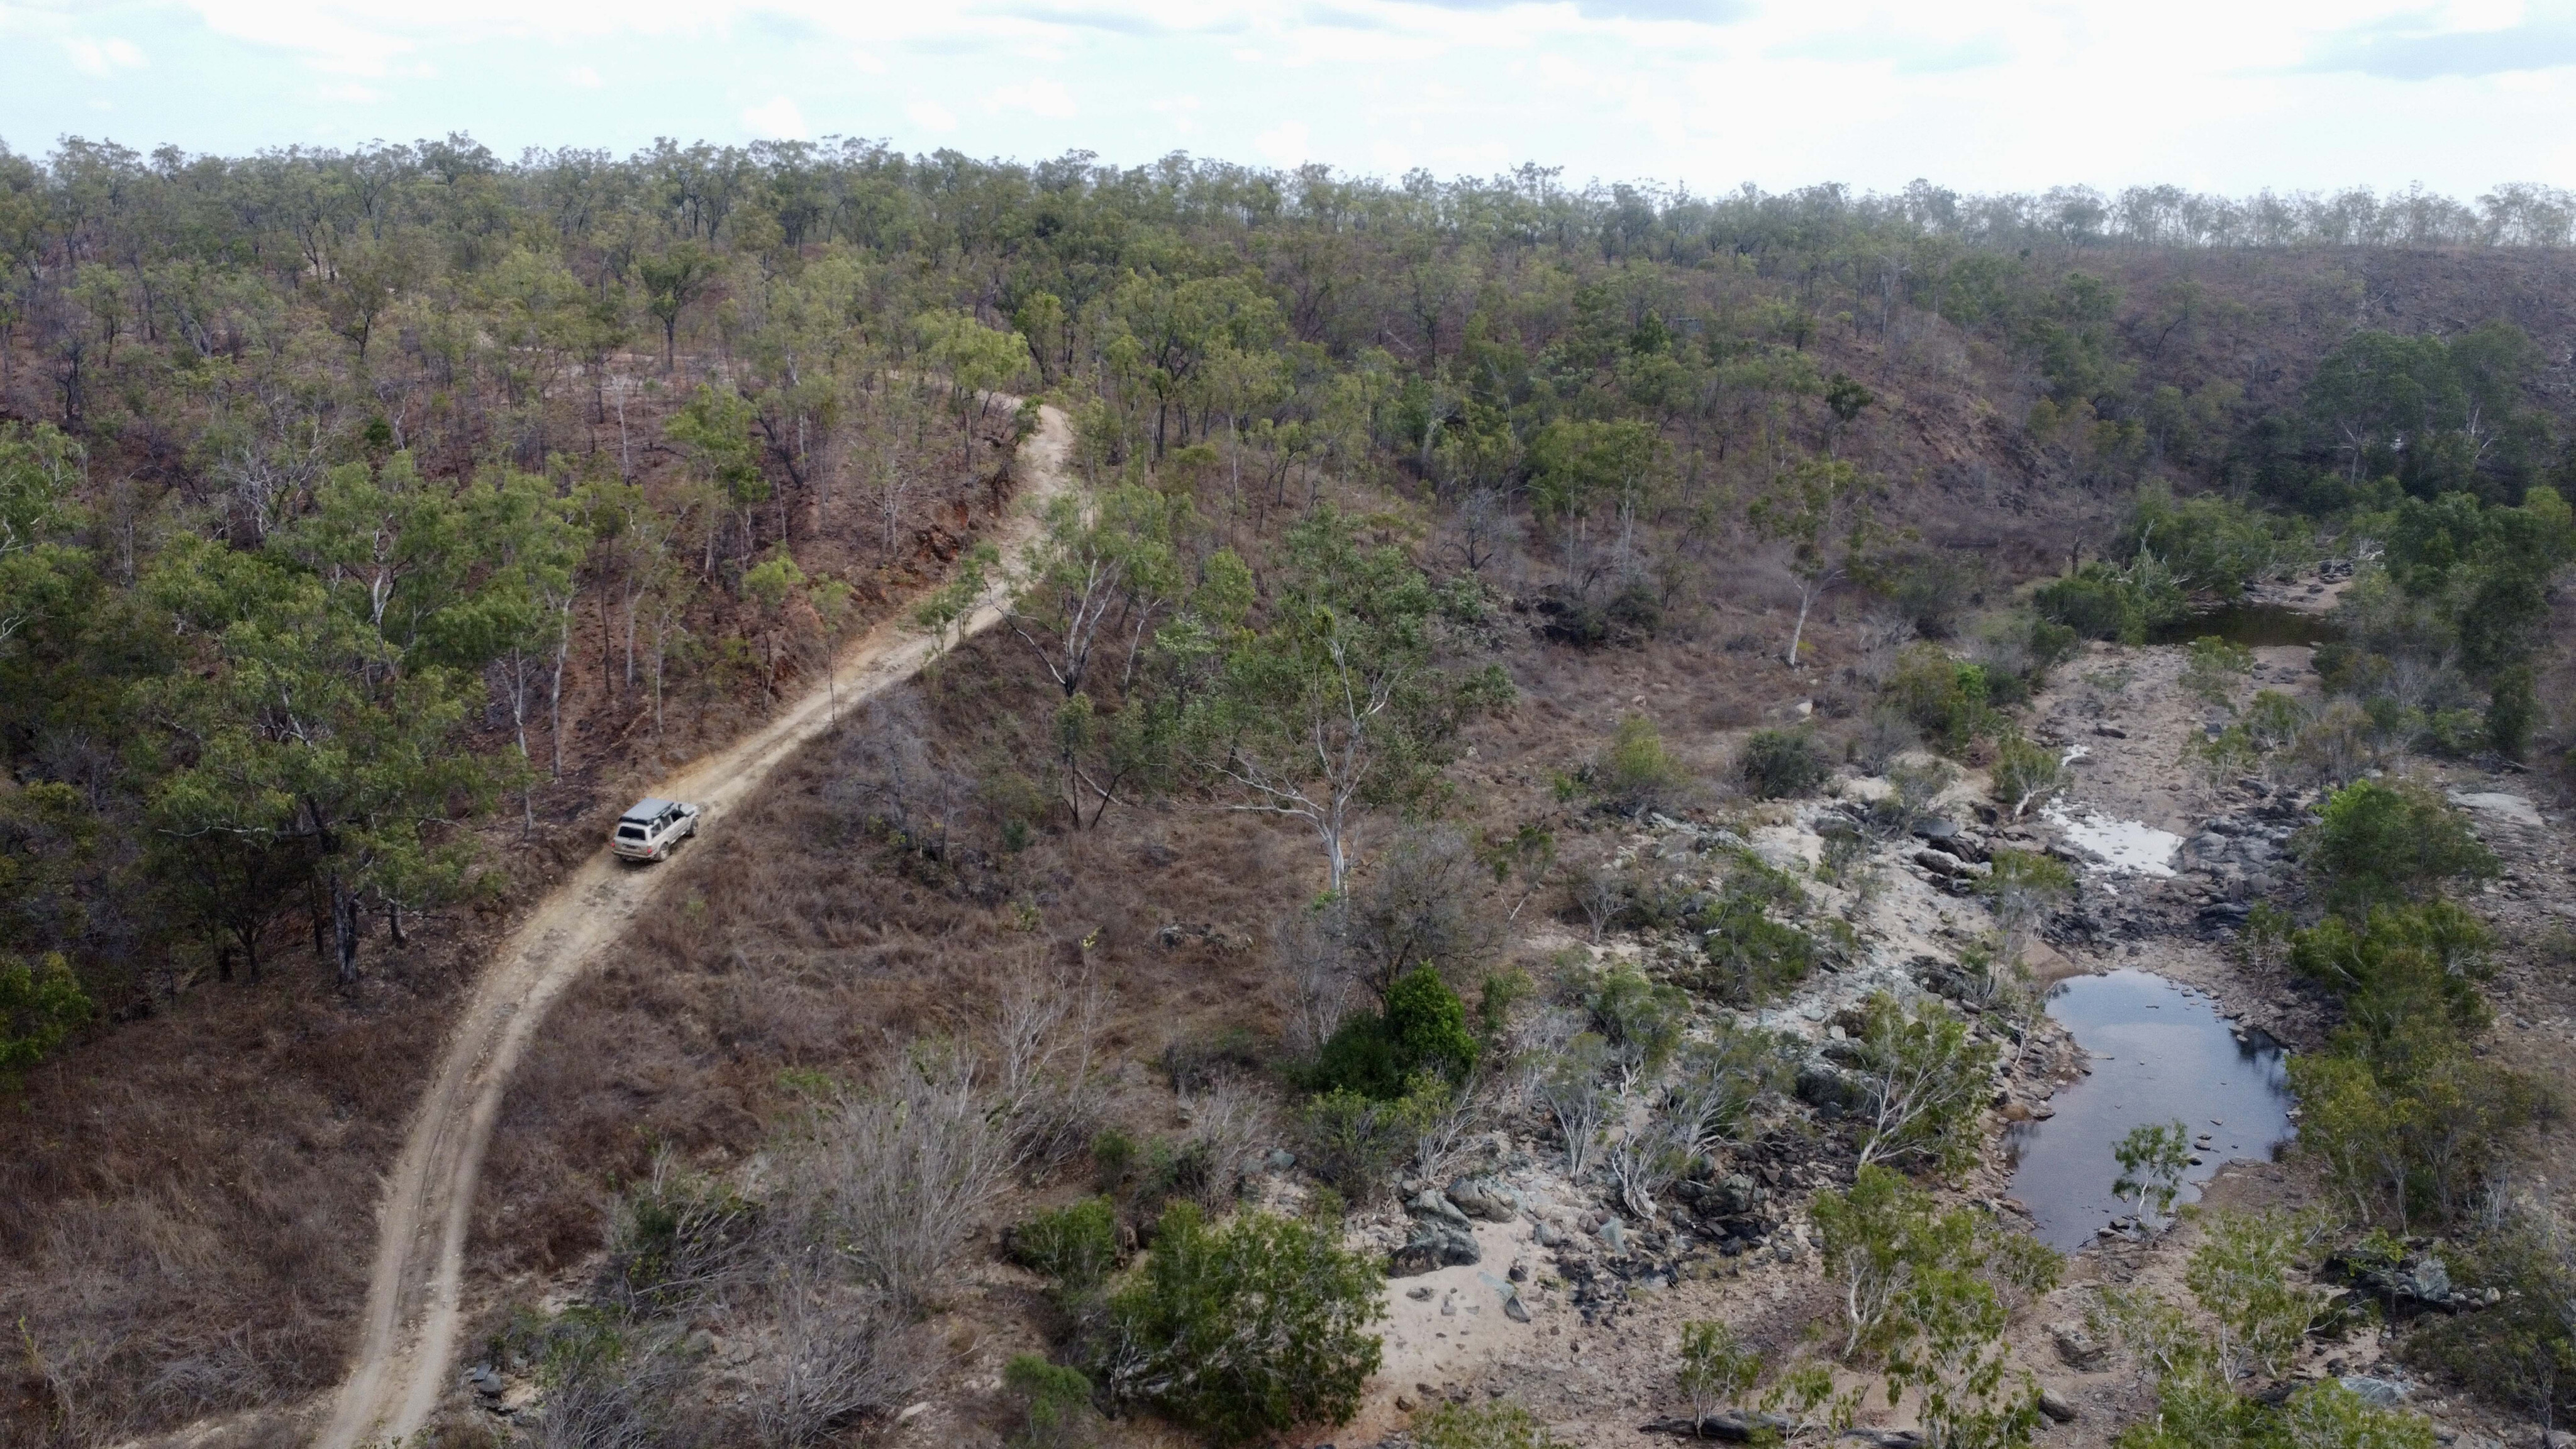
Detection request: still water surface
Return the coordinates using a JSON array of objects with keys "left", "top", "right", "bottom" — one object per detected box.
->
[
  {"left": 2006, "top": 969, "right": 2296, "bottom": 1251},
  {"left": 2146, "top": 601, "right": 2340, "bottom": 648}
]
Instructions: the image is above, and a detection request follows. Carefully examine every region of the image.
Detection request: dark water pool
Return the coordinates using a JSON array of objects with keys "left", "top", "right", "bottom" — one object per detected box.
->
[
  {"left": 2147, "top": 601, "right": 2340, "bottom": 648},
  {"left": 2006, "top": 970, "right": 2296, "bottom": 1251}
]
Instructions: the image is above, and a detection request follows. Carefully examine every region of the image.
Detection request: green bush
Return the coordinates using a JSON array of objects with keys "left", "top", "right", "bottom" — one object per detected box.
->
[
  {"left": 1297, "top": 1080, "right": 1448, "bottom": 1204},
  {"left": 2119, "top": 484, "right": 2308, "bottom": 595},
  {"left": 1989, "top": 732, "right": 2064, "bottom": 818},
  {"left": 1010, "top": 1197, "right": 1121, "bottom": 1299},
  {"left": 1880, "top": 644, "right": 1994, "bottom": 752},
  {"left": 1596, "top": 713, "right": 1690, "bottom": 814},
  {"left": 2289, "top": 900, "right": 2494, "bottom": 1038},
  {"left": 1308, "top": 965, "right": 1479, "bottom": 1099},
  {"left": 1004, "top": 1355, "right": 1099, "bottom": 1449},
  {"left": 1097, "top": 1204, "right": 1385, "bottom": 1445},
  {"left": 2487, "top": 663, "right": 2538, "bottom": 758},
  {"left": 1583, "top": 963, "right": 1689, "bottom": 1079},
  {"left": 1413, "top": 1399, "right": 1563, "bottom": 1448},
  {"left": 1691, "top": 893, "right": 1819, "bottom": 1006},
  {"left": 2033, "top": 560, "right": 2185, "bottom": 644},
  {"left": 1740, "top": 726, "right": 1827, "bottom": 799},
  {"left": 2297, "top": 779, "right": 2497, "bottom": 916}
]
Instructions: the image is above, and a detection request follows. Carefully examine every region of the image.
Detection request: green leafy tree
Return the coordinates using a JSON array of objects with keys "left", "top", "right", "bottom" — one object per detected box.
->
[
  {"left": 136, "top": 536, "right": 494, "bottom": 985},
  {"left": 1750, "top": 457, "right": 1880, "bottom": 667},
  {"left": 1848, "top": 991, "right": 1997, "bottom": 1176},
  {"left": 2183, "top": 1210, "right": 2333, "bottom": 1382},
  {"left": 0, "top": 951, "right": 89, "bottom": 1087},
  {"left": 2112, "top": 1121, "right": 2193, "bottom": 1228},
  {"left": 1197, "top": 508, "right": 1511, "bottom": 891},
  {"left": 637, "top": 241, "right": 719, "bottom": 370},
  {"left": 1677, "top": 1320, "right": 1763, "bottom": 1421},
  {"left": 2297, "top": 779, "right": 2496, "bottom": 917},
  {"left": 1095, "top": 1202, "right": 1385, "bottom": 1445}
]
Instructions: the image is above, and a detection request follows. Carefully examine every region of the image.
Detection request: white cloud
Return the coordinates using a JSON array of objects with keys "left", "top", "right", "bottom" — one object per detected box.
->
[
  {"left": 566, "top": 64, "right": 602, "bottom": 87},
  {"left": 64, "top": 35, "right": 148, "bottom": 75},
  {"left": 741, "top": 96, "right": 808, "bottom": 138},
  {"left": 906, "top": 97, "right": 958, "bottom": 133},
  {"left": 1254, "top": 120, "right": 1309, "bottom": 165},
  {"left": 987, "top": 77, "right": 1077, "bottom": 116},
  {"left": 849, "top": 48, "right": 889, "bottom": 74}
]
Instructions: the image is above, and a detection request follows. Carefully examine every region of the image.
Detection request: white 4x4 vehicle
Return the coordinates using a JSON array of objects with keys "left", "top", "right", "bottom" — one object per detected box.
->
[{"left": 612, "top": 798, "right": 701, "bottom": 861}]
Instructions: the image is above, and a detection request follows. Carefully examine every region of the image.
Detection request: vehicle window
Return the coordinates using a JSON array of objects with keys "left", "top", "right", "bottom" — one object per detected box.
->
[{"left": 616, "top": 825, "right": 645, "bottom": 840}]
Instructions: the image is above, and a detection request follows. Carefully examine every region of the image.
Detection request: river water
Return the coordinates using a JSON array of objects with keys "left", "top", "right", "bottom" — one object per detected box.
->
[{"left": 2005, "top": 969, "right": 2296, "bottom": 1251}]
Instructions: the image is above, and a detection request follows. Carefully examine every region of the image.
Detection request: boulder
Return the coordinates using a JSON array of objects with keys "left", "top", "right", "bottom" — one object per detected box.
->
[
  {"left": 1796, "top": 1060, "right": 1866, "bottom": 1114},
  {"left": 2037, "top": 1387, "right": 2078, "bottom": 1423},
  {"left": 1599, "top": 1218, "right": 1633, "bottom": 1255},
  {"left": 2336, "top": 1374, "right": 2409, "bottom": 1407},
  {"left": 1446, "top": 1175, "right": 1519, "bottom": 1223},
  {"left": 1710, "top": 1172, "right": 1765, "bottom": 1218},
  {"left": 1409, "top": 1189, "right": 1473, "bottom": 1228},
  {"left": 1389, "top": 1221, "right": 1480, "bottom": 1276},
  {"left": 1637, "top": 1411, "right": 1796, "bottom": 1441},
  {"left": 2050, "top": 1323, "right": 2108, "bottom": 1371}
]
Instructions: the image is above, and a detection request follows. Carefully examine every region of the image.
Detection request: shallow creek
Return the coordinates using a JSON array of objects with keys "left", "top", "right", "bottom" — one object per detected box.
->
[{"left": 2006, "top": 969, "right": 2296, "bottom": 1251}]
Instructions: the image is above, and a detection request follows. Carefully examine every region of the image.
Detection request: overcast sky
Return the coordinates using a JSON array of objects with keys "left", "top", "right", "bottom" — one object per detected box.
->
[{"left": 3, "top": 0, "right": 2572, "bottom": 196}]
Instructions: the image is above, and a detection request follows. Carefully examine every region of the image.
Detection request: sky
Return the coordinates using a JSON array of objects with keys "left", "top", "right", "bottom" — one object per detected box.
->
[{"left": 2, "top": 0, "right": 2573, "bottom": 196}]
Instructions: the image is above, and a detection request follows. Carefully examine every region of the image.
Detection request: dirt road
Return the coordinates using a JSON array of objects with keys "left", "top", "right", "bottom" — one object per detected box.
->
[{"left": 314, "top": 402, "right": 1072, "bottom": 1449}]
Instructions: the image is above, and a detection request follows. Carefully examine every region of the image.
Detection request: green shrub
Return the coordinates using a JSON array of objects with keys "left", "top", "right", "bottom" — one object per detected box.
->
[
  {"left": 1583, "top": 963, "right": 1689, "bottom": 1079},
  {"left": 1003, "top": 1355, "right": 1099, "bottom": 1449},
  {"left": 2297, "top": 779, "right": 2497, "bottom": 916},
  {"left": 1596, "top": 713, "right": 1690, "bottom": 814},
  {"left": 1308, "top": 965, "right": 1478, "bottom": 1099},
  {"left": 1677, "top": 1321, "right": 1763, "bottom": 1420},
  {"left": 2290, "top": 899, "right": 2494, "bottom": 1038},
  {"left": 1691, "top": 893, "right": 1819, "bottom": 1006},
  {"left": 599, "top": 1157, "right": 753, "bottom": 1318},
  {"left": 1297, "top": 1080, "right": 1448, "bottom": 1204},
  {"left": 1009, "top": 1197, "right": 1121, "bottom": 1299},
  {"left": 1740, "top": 727, "right": 1827, "bottom": 799},
  {"left": 1097, "top": 1204, "right": 1385, "bottom": 1445},
  {"left": 1090, "top": 1130, "right": 1137, "bottom": 1192},
  {"left": 2033, "top": 559, "right": 2186, "bottom": 644},
  {"left": 1880, "top": 644, "right": 1994, "bottom": 752},
  {"left": 2181, "top": 635, "right": 2253, "bottom": 704},
  {"left": 1848, "top": 992, "right": 1997, "bottom": 1178},
  {"left": 1413, "top": 1399, "right": 1563, "bottom": 1448},
  {"left": 1989, "top": 732, "right": 2064, "bottom": 818},
  {"left": 0, "top": 951, "right": 89, "bottom": 1088},
  {"left": 2487, "top": 663, "right": 2538, "bottom": 758},
  {"left": 2120, "top": 484, "right": 2308, "bottom": 595}
]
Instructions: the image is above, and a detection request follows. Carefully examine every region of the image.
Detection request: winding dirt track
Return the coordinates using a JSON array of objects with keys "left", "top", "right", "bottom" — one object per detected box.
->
[{"left": 314, "top": 402, "right": 1072, "bottom": 1449}]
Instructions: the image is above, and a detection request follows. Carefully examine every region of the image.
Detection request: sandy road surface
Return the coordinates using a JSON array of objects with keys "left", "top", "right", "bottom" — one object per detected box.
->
[{"left": 314, "top": 402, "right": 1072, "bottom": 1449}]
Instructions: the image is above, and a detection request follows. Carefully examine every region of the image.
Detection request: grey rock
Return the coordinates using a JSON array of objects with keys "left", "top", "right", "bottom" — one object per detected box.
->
[
  {"left": 1599, "top": 1218, "right": 1632, "bottom": 1255},
  {"left": 1409, "top": 1189, "right": 1473, "bottom": 1228},
  {"left": 1710, "top": 1172, "right": 1763, "bottom": 1218},
  {"left": 1501, "top": 1291, "right": 1532, "bottom": 1323},
  {"left": 1446, "top": 1175, "right": 1518, "bottom": 1223},
  {"left": 1266, "top": 1148, "right": 1297, "bottom": 1172},
  {"left": 2050, "top": 1323, "right": 2108, "bottom": 1371},
  {"left": 2407, "top": 1255, "right": 2452, "bottom": 1304},
  {"left": 2337, "top": 1374, "right": 2409, "bottom": 1407},
  {"left": 1389, "top": 1221, "right": 1481, "bottom": 1276},
  {"left": 1534, "top": 1221, "right": 1562, "bottom": 1247},
  {"left": 2037, "top": 1388, "right": 2078, "bottom": 1423},
  {"left": 464, "top": 1364, "right": 504, "bottom": 1397},
  {"left": 1796, "top": 1060, "right": 1865, "bottom": 1114}
]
